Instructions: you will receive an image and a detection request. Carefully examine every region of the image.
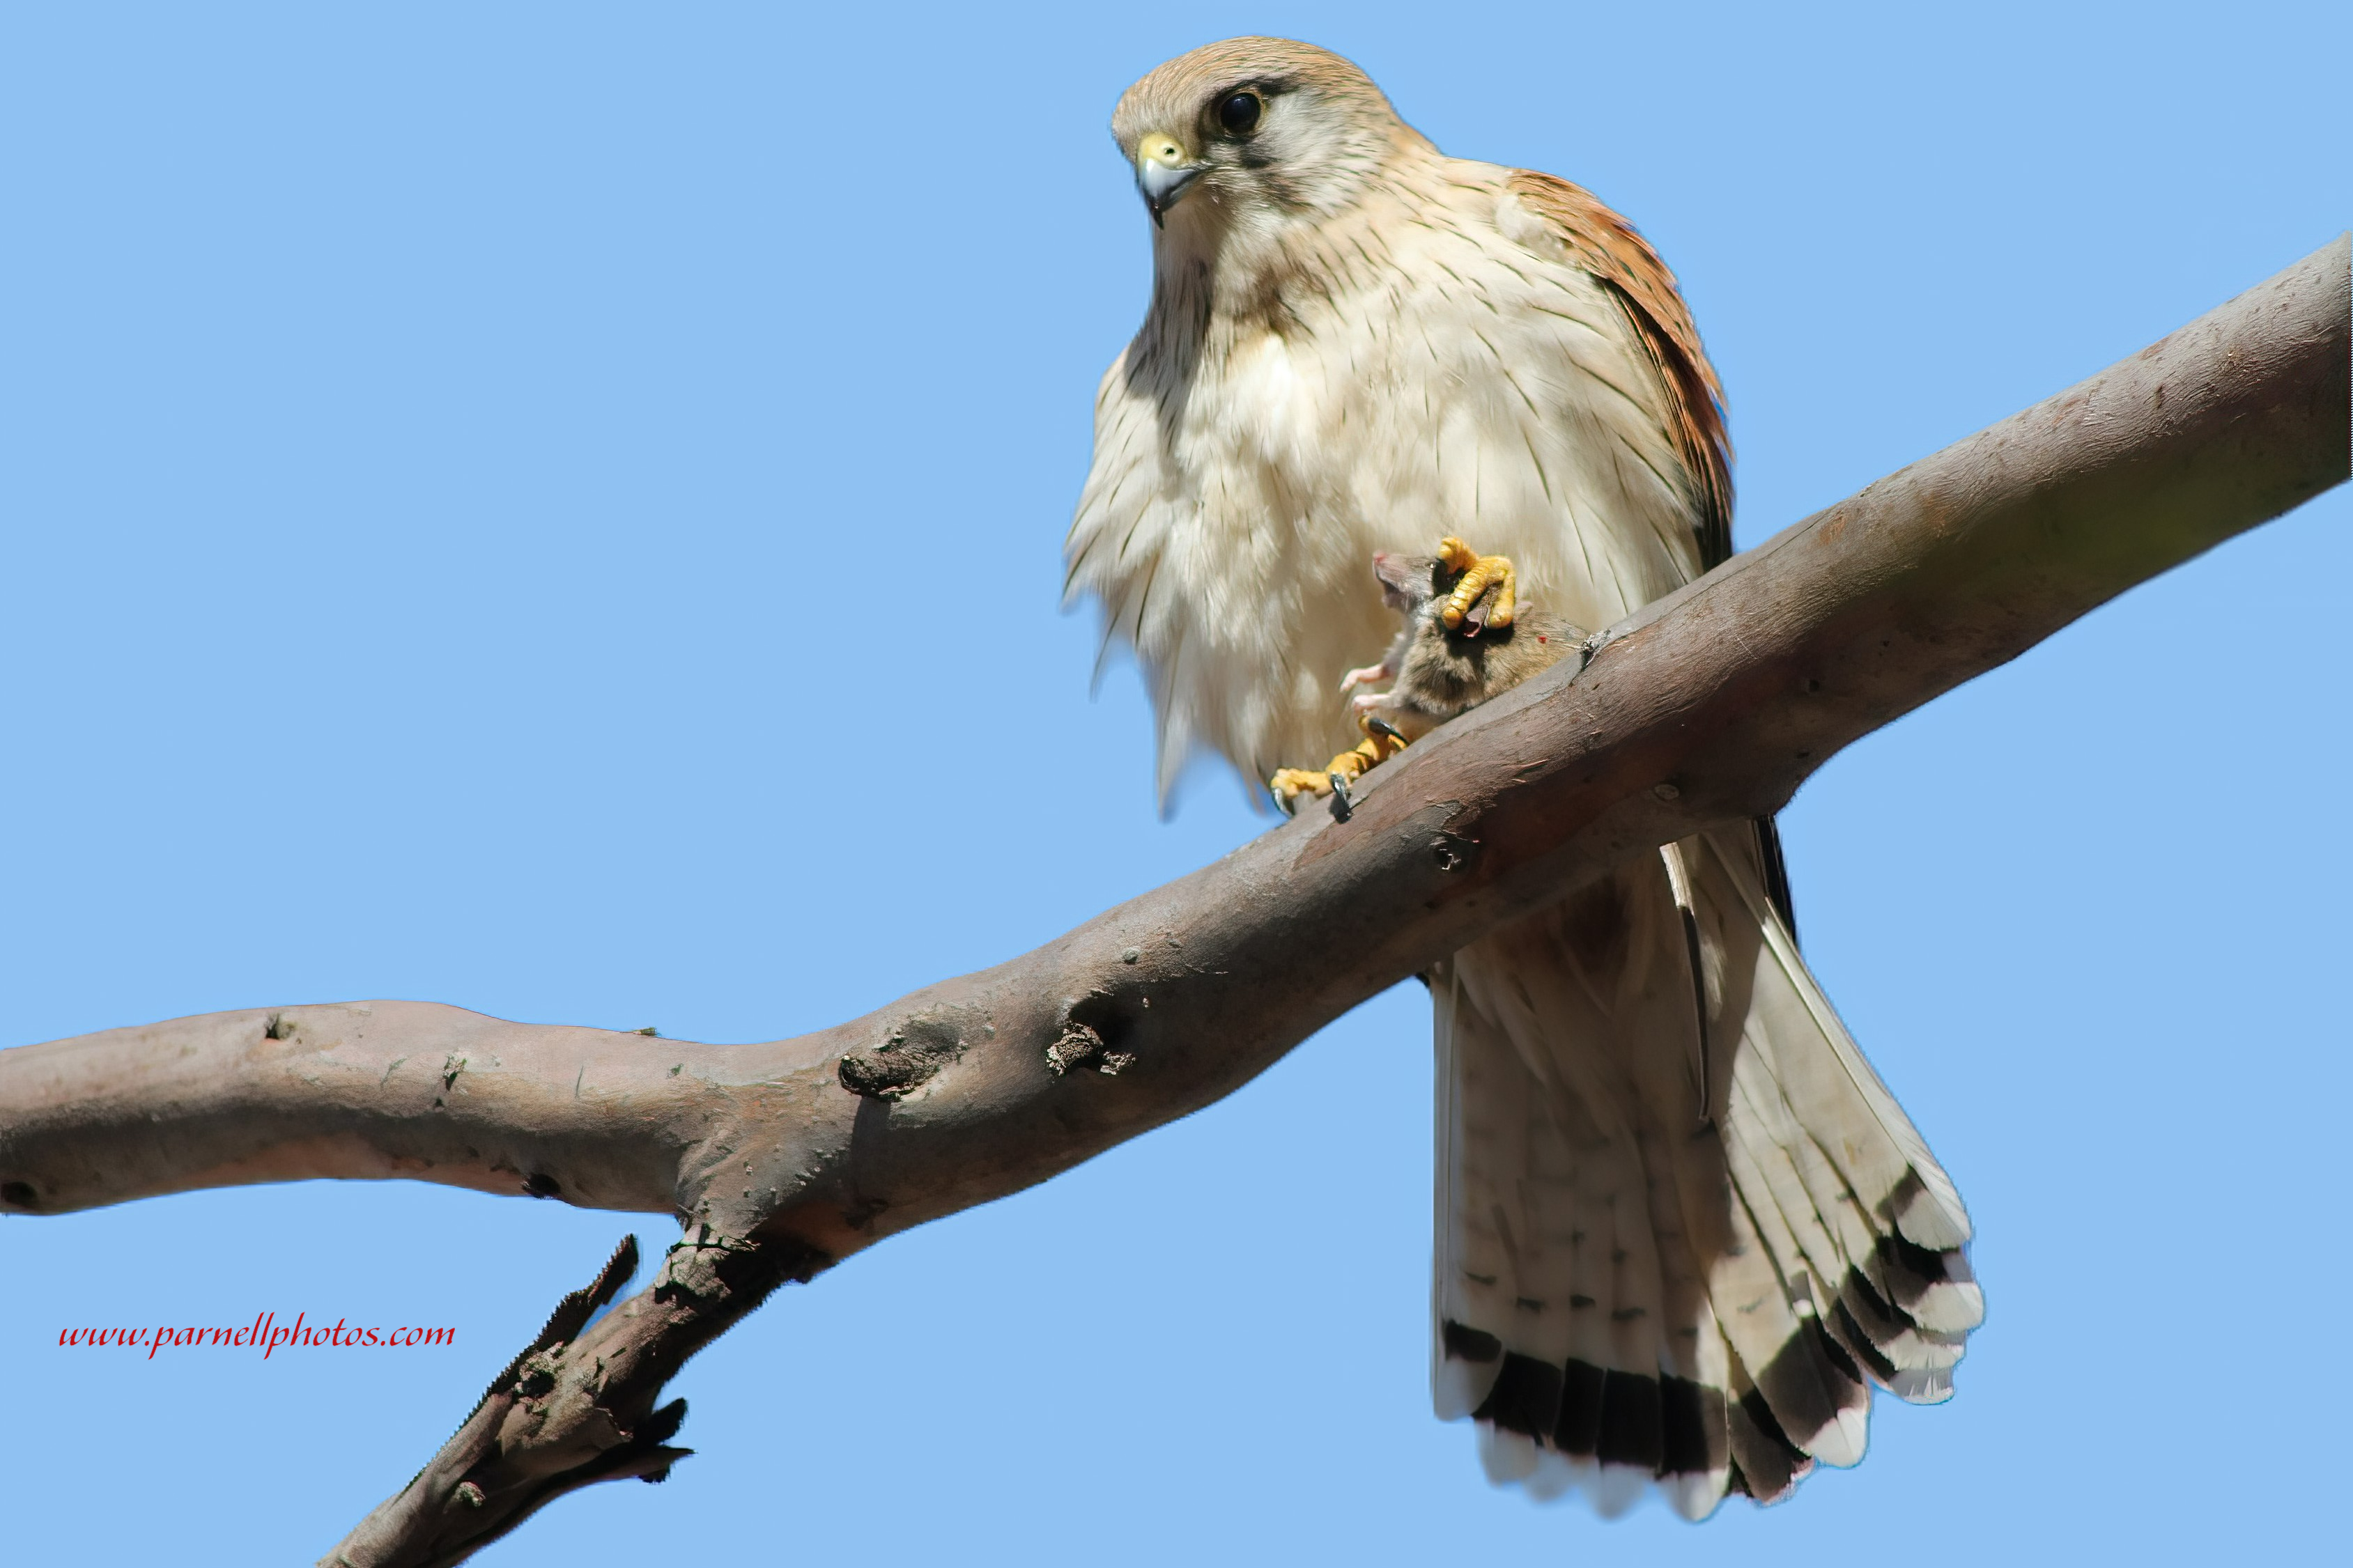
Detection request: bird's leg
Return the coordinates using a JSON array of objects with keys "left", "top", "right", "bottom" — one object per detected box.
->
[
  {"left": 1436, "top": 536, "right": 1517, "bottom": 633},
  {"left": 1269, "top": 714, "right": 1411, "bottom": 814}
]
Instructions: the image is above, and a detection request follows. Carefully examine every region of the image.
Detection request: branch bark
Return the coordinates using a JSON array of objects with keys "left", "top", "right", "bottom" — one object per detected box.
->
[
  {"left": 5, "top": 238, "right": 2346, "bottom": 1566},
  {"left": 323, "top": 1231, "right": 817, "bottom": 1568}
]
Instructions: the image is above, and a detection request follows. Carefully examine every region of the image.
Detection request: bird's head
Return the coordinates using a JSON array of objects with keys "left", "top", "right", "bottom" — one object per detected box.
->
[{"left": 1111, "top": 38, "right": 1422, "bottom": 240}]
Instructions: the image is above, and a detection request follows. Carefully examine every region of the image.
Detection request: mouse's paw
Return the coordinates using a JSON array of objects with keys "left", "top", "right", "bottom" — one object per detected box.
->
[
  {"left": 1436, "top": 536, "right": 1516, "bottom": 633},
  {"left": 1338, "top": 660, "right": 1392, "bottom": 695}
]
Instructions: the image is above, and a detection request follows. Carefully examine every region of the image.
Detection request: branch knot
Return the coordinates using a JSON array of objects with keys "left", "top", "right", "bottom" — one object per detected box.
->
[
  {"left": 837, "top": 1009, "right": 969, "bottom": 1100},
  {"left": 1045, "top": 1020, "right": 1136, "bottom": 1077}
]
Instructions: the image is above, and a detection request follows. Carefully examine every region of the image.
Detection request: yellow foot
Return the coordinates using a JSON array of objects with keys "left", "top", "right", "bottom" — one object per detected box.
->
[
  {"left": 1268, "top": 720, "right": 1410, "bottom": 815},
  {"left": 1436, "top": 536, "right": 1516, "bottom": 632},
  {"left": 1269, "top": 767, "right": 1333, "bottom": 812}
]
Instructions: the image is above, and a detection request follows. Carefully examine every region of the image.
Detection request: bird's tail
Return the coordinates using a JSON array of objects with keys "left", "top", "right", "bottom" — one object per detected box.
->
[{"left": 1430, "top": 828, "right": 1978, "bottom": 1519}]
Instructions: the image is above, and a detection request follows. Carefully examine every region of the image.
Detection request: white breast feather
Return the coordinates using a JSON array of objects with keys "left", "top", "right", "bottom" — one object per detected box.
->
[{"left": 1067, "top": 162, "right": 1703, "bottom": 797}]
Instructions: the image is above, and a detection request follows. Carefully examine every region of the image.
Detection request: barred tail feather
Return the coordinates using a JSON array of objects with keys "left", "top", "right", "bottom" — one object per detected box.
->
[{"left": 1432, "top": 832, "right": 1980, "bottom": 1517}]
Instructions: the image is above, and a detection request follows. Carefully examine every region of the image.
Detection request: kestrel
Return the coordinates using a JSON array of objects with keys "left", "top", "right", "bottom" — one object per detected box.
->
[{"left": 1067, "top": 38, "right": 1978, "bottom": 1518}]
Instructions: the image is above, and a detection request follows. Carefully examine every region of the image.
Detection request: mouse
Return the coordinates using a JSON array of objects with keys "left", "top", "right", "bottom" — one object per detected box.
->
[{"left": 1272, "top": 540, "right": 1589, "bottom": 815}]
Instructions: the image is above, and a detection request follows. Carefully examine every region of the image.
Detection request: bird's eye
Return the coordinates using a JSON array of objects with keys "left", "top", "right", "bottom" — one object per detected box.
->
[{"left": 1217, "top": 91, "right": 1263, "bottom": 135}]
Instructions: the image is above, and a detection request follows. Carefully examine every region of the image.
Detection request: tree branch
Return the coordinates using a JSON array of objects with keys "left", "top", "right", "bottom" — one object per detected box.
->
[
  {"left": 4, "top": 237, "right": 2345, "bottom": 1565},
  {"left": 322, "top": 1230, "right": 817, "bottom": 1568}
]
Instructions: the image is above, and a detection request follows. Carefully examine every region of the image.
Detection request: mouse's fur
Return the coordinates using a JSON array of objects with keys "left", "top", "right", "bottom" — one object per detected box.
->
[{"left": 1356, "top": 551, "right": 1589, "bottom": 743}]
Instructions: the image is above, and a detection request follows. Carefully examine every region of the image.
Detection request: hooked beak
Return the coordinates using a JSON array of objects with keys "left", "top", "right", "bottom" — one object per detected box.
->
[{"left": 1134, "top": 134, "right": 1203, "bottom": 226}]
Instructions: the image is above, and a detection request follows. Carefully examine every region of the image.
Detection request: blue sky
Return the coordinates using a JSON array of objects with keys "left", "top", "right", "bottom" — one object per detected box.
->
[{"left": 2, "top": 3, "right": 2345, "bottom": 1562}]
